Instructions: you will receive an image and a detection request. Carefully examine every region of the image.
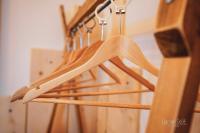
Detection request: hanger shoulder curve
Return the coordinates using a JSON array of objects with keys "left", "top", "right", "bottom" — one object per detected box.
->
[
  {"left": 120, "top": 36, "right": 159, "bottom": 76},
  {"left": 23, "top": 35, "right": 157, "bottom": 102}
]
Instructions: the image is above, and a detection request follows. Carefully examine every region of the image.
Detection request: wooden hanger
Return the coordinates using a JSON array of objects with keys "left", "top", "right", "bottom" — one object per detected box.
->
[
  {"left": 24, "top": 26, "right": 122, "bottom": 89},
  {"left": 22, "top": 33, "right": 159, "bottom": 103},
  {"left": 22, "top": 0, "right": 160, "bottom": 102},
  {"left": 11, "top": 5, "right": 121, "bottom": 102}
]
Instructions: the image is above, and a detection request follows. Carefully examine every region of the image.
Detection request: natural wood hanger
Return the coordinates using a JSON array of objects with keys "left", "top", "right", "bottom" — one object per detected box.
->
[
  {"left": 10, "top": 5, "right": 120, "bottom": 102},
  {"left": 22, "top": 8, "right": 159, "bottom": 102}
]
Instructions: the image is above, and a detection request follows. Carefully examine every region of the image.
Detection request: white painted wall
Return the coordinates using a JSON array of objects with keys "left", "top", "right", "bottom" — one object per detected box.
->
[{"left": 0, "top": 0, "right": 84, "bottom": 95}]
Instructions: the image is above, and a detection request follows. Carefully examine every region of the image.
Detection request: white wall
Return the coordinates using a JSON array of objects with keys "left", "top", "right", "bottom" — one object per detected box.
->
[{"left": 0, "top": 0, "right": 84, "bottom": 95}]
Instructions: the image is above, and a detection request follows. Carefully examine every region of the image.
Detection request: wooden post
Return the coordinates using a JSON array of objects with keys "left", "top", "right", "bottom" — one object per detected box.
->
[{"left": 147, "top": 0, "right": 200, "bottom": 133}]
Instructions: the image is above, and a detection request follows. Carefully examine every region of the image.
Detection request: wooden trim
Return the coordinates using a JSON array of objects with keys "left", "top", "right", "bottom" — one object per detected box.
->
[{"left": 148, "top": 0, "right": 200, "bottom": 132}]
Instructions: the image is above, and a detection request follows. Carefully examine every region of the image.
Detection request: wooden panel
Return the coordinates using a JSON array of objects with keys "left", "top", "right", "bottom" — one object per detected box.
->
[
  {"left": 29, "top": 48, "right": 64, "bottom": 133},
  {"left": 30, "top": 48, "right": 63, "bottom": 82},
  {"left": 27, "top": 102, "right": 53, "bottom": 133},
  {"left": 0, "top": 96, "right": 25, "bottom": 133},
  {"left": 149, "top": 0, "right": 200, "bottom": 132},
  {"left": 147, "top": 57, "right": 191, "bottom": 133}
]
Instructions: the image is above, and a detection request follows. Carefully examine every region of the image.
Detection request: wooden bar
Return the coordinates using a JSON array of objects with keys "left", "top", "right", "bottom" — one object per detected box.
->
[
  {"left": 99, "top": 64, "right": 121, "bottom": 83},
  {"left": 39, "top": 89, "right": 151, "bottom": 98},
  {"left": 48, "top": 82, "right": 116, "bottom": 93},
  {"left": 31, "top": 98, "right": 200, "bottom": 113},
  {"left": 32, "top": 99, "right": 151, "bottom": 110},
  {"left": 110, "top": 57, "right": 155, "bottom": 91}
]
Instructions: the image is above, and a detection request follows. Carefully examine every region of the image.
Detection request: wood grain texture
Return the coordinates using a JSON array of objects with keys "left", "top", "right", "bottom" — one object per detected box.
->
[
  {"left": 110, "top": 57, "right": 155, "bottom": 91},
  {"left": 147, "top": 57, "right": 191, "bottom": 133},
  {"left": 149, "top": 0, "right": 200, "bottom": 132}
]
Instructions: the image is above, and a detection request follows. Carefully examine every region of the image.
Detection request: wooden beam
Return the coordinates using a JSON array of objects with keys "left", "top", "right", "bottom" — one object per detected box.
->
[
  {"left": 148, "top": 0, "right": 200, "bottom": 133},
  {"left": 198, "top": 93, "right": 200, "bottom": 103},
  {"left": 67, "top": 0, "right": 105, "bottom": 35}
]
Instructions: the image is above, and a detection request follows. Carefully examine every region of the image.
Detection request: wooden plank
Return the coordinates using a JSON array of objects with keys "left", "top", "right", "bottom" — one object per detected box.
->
[
  {"left": 147, "top": 57, "right": 191, "bottom": 133},
  {"left": 148, "top": 0, "right": 200, "bottom": 132},
  {"left": 30, "top": 48, "right": 65, "bottom": 133},
  {"left": 49, "top": 104, "right": 67, "bottom": 133},
  {"left": 30, "top": 48, "right": 63, "bottom": 82}
]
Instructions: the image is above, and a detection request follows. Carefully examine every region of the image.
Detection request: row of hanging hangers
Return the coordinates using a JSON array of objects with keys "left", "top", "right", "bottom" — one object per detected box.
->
[{"left": 10, "top": 0, "right": 200, "bottom": 113}]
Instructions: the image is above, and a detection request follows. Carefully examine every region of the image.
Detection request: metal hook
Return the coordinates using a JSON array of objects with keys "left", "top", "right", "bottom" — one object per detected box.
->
[
  {"left": 111, "top": 0, "right": 132, "bottom": 34},
  {"left": 77, "top": 24, "right": 83, "bottom": 48},
  {"left": 95, "top": 0, "right": 112, "bottom": 41},
  {"left": 83, "top": 18, "right": 96, "bottom": 46}
]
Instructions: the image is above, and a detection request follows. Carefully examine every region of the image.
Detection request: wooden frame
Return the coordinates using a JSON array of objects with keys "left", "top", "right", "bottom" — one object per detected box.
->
[{"left": 147, "top": 0, "right": 200, "bottom": 132}]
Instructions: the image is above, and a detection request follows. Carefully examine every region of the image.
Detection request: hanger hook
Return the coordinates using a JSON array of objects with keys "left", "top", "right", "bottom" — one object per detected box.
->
[
  {"left": 71, "top": 29, "right": 77, "bottom": 51},
  {"left": 95, "top": 0, "right": 112, "bottom": 41},
  {"left": 111, "top": 0, "right": 132, "bottom": 14},
  {"left": 111, "top": 0, "right": 132, "bottom": 34},
  {"left": 77, "top": 24, "right": 83, "bottom": 48},
  {"left": 83, "top": 18, "right": 96, "bottom": 46}
]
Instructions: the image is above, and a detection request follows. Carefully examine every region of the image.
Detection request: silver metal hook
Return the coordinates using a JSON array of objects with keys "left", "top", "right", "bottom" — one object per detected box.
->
[
  {"left": 83, "top": 18, "right": 96, "bottom": 46},
  {"left": 111, "top": 0, "right": 132, "bottom": 34},
  {"left": 77, "top": 24, "right": 83, "bottom": 48},
  {"left": 95, "top": 1, "right": 112, "bottom": 41}
]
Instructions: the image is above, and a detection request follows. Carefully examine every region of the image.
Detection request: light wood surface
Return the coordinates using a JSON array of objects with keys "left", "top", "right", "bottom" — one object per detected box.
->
[{"left": 148, "top": 0, "right": 200, "bottom": 132}]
